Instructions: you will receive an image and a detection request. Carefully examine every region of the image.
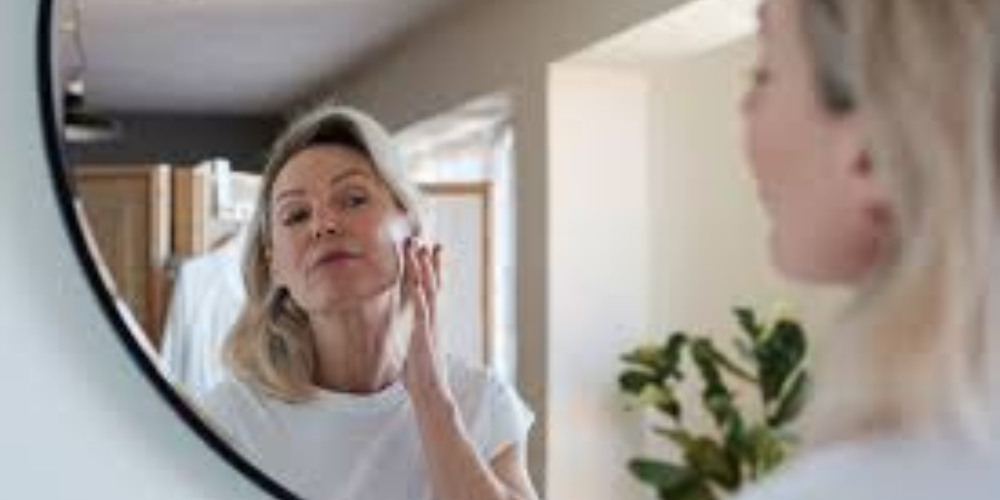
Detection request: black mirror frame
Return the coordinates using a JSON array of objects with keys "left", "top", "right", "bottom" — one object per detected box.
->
[{"left": 34, "top": 1, "right": 301, "bottom": 498}]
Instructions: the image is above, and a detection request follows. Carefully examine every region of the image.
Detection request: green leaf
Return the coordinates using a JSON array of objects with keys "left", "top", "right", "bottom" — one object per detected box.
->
[
  {"left": 690, "top": 339, "right": 738, "bottom": 427},
  {"left": 622, "top": 343, "right": 667, "bottom": 373},
  {"left": 651, "top": 429, "right": 741, "bottom": 491},
  {"left": 720, "top": 407, "right": 747, "bottom": 454},
  {"left": 658, "top": 481, "right": 718, "bottom": 500},
  {"left": 628, "top": 458, "right": 697, "bottom": 491},
  {"left": 743, "top": 425, "right": 788, "bottom": 479},
  {"left": 662, "top": 333, "right": 689, "bottom": 381},
  {"left": 657, "top": 399, "right": 683, "bottom": 421},
  {"left": 619, "top": 369, "right": 659, "bottom": 395},
  {"left": 768, "top": 370, "right": 810, "bottom": 427},
  {"left": 691, "top": 339, "right": 724, "bottom": 389},
  {"left": 705, "top": 342, "right": 757, "bottom": 383},
  {"left": 756, "top": 319, "right": 807, "bottom": 403},
  {"left": 685, "top": 438, "right": 741, "bottom": 490},
  {"left": 624, "top": 384, "right": 682, "bottom": 420},
  {"left": 654, "top": 427, "right": 697, "bottom": 450},
  {"left": 734, "top": 307, "right": 763, "bottom": 341},
  {"left": 621, "top": 333, "right": 689, "bottom": 382}
]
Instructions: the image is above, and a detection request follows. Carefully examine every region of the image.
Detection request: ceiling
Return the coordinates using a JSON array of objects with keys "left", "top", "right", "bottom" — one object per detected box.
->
[
  {"left": 565, "top": 0, "right": 759, "bottom": 67},
  {"left": 57, "top": 0, "right": 479, "bottom": 115}
]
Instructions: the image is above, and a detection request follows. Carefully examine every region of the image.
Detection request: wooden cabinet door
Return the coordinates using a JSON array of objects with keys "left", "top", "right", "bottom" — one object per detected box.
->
[{"left": 74, "top": 165, "right": 171, "bottom": 349}]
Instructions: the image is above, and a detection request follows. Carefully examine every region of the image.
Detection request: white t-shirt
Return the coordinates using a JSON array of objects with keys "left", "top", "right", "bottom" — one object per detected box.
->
[
  {"left": 733, "top": 436, "right": 1000, "bottom": 500},
  {"left": 199, "top": 357, "right": 533, "bottom": 500}
]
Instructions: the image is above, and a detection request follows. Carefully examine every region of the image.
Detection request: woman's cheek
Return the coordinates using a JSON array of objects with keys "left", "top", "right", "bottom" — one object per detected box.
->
[{"left": 386, "top": 216, "right": 413, "bottom": 244}]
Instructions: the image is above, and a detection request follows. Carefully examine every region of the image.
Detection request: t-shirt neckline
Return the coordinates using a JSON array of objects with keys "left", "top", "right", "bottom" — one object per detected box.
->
[{"left": 309, "top": 378, "right": 408, "bottom": 414}]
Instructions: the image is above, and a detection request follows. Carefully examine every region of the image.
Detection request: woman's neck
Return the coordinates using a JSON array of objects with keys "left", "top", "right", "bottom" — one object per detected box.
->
[{"left": 309, "top": 289, "right": 404, "bottom": 394}]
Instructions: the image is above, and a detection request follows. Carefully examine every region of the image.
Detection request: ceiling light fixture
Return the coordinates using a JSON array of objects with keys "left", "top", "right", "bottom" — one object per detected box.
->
[{"left": 62, "top": 0, "right": 122, "bottom": 144}]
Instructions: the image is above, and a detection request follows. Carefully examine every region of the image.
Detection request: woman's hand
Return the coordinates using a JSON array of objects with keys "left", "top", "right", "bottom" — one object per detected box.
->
[
  {"left": 401, "top": 238, "right": 539, "bottom": 500},
  {"left": 401, "top": 237, "right": 450, "bottom": 403}
]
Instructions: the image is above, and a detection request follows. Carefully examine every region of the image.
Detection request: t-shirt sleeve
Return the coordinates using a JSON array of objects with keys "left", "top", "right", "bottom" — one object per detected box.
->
[{"left": 479, "top": 374, "right": 534, "bottom": 460}]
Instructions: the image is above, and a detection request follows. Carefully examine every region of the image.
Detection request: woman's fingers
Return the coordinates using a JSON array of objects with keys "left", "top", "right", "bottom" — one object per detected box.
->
[
  {"left": 405, "top": 239, "right": 424, "bottom": 310},
  {"left": 403, "top": 238, "right": 435, "bottom": 330},
  {"left": 401, "top": 238, "right": 450, "bottom": 392},
  {"left": 432, "top": 244, "right": 442, "bottom": 292},
  {"left": 402, "top": 237, "right": 445, "bottom": 343},
  {"left": 416, "top": 242, "right": 439, "bottom": 329}
]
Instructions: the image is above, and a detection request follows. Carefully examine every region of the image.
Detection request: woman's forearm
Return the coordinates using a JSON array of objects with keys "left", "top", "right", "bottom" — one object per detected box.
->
[{"left": 409, "top": 386, "right": 530, "bottom": 500}]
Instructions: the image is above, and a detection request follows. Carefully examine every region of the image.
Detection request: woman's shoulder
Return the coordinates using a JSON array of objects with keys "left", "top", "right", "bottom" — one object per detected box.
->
[
  {"left": 444, "top": 356, "right": 534, "bottom": 458},
  {"left": 199, "top": 377, "right": 264, "bottom": 411},
  {"left": 733, "top": 437, "right": 1000, "bottom": 500},
  {"left": 443, "top": 356, "right": 519, "bottom": 408},
  {"left": 444, "top": 356, "right": 494, "bottom": 390}
]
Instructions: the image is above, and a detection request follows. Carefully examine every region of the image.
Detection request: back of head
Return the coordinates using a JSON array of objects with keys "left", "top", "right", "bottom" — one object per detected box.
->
[{"left": 798, "top": 0, "right": 1000, "bottom": 446}]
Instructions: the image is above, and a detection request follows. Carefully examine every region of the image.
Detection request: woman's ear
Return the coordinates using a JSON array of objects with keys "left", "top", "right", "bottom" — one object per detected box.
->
[
  {"left": 832, "top": 112, "right": 869, "bottom": 174},
  {"left": 831, "top": 113, "right": 882, "bottom": 198},
  {"left": 833, "top": 112, "right": 892, "bottom": 228}
]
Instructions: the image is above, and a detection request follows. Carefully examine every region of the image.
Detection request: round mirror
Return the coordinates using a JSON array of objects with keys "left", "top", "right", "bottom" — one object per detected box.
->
[{"left": 38, "top": 0, "right": 780, "bottom": 499}]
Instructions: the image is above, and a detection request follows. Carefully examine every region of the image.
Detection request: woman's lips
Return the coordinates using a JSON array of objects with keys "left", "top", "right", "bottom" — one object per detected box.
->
[{"left": 311, "top": 250, "right": 359, "bottom": 270}]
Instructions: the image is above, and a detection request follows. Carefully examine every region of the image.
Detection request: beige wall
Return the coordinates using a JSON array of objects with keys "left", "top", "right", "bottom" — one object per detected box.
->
[
  {"left": 324, "top": 0, "right": 696, "bottom": 493},
  {"left": 548, "top": 66, "right": 653, "bottom": 500}
]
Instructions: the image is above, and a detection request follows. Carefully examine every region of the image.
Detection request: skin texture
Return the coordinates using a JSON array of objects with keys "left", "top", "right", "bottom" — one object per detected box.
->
[
  {"left": 267, "top": 145, "right": 539, "bottom": 500},
  {"left": 741, "top": 0, "right": 889, "bottom": 285}
]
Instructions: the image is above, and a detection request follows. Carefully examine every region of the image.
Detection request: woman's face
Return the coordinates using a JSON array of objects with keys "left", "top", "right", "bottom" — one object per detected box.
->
[
  {"left": 268, "top": 144, "right": 411, "bottom": 313},
  {"left": 741, "top": 0, "right": 886, "bottom": 285}
]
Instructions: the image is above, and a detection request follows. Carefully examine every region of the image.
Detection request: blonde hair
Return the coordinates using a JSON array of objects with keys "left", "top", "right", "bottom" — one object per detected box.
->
[
  {"left": 797, "top": 0, "right": 998, "bottom": 445},
  {"left": 224, "top": 103, "right": 427, "bottom": 402}
]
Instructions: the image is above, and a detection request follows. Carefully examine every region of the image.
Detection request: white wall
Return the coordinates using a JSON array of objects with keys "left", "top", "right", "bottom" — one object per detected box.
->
[
  {"left": 548, "top": 66, "right": 652, "bottom": 500},
  {"left": 0, "top": 2, "right": 272, "bottom": 499}
]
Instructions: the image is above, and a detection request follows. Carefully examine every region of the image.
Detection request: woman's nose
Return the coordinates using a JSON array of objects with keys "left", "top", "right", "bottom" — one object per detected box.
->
[{"left": 311, "top": 207, "right": 342, "bottom": 239}]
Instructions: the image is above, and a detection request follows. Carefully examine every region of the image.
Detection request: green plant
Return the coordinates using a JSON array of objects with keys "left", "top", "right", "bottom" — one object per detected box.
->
[{"left": 619, "top": 306, "right": 810, "bottom": 500}]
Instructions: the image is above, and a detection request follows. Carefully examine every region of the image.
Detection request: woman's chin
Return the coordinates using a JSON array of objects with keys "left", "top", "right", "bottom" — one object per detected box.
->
[
  {"left": 312, "top": 281, "right": 400, "bottom": 313},
  {"left": 771, "top": 235, "right": 817, "bottom": 284}
]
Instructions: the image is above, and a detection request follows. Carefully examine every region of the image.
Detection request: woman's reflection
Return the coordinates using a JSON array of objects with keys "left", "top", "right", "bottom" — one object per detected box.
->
[{"left": 200, "top": 104, "right": 539, "bottom": 500}]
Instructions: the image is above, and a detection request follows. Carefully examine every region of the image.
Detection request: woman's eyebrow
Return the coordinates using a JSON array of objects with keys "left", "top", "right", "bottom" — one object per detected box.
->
[
  {"left": 274, "top": 188, "right": 306, "bottom": 205},
  {"left": 272, "top": 166, "right": 374, "bottom": 206},
  {"left": 329, "top": 168, "right": 371, "bottom": 187}
]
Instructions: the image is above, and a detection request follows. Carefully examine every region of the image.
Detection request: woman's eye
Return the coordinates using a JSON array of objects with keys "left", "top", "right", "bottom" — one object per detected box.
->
[
  {"left": 281, "top": 208, "right": 310, "bottom": 226},
  {"left": 340, "top": 190, "right": 369, "bottom": 210}
]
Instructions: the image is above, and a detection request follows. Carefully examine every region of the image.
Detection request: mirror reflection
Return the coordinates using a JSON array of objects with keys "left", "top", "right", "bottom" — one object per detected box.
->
[{"left": 49, "top": 0, "right": 858, "bottom": 499}]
